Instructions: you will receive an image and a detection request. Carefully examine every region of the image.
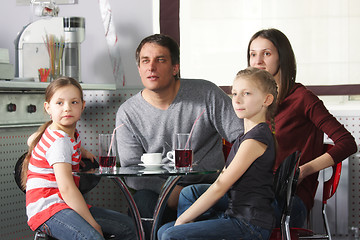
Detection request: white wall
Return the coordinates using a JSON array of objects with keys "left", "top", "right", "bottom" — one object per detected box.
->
[
  {"left": 180, "top": 0, "right": 360, "bottom": 88},
  {"left": 2, "top": 1, "right": 360, "bottom": 91},
  {"left": 0, "top": 0, "right": 154, "bottom": 87}
]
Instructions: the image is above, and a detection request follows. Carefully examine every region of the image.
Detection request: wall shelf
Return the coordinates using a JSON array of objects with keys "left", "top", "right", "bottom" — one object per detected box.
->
[{"left": 0, "top": 80, "right": 116, "bottom": 91}]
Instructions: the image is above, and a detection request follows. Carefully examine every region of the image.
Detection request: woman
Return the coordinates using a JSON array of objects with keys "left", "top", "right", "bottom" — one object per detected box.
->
[{"left": 247, "top": 28, "right": 357, "bottom": 227}]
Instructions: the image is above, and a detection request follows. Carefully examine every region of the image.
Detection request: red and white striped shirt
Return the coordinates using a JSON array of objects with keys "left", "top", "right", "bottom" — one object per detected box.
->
[{"left": 26, "top": 127, "right": 82, "bottom": 231}]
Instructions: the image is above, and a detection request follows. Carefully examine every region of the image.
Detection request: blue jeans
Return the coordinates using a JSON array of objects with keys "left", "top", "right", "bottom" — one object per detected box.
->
[
  {"left": 159, "top": 215, "right": 271, "bottom": 240},
  {"left": 37, "top": 207, "right": 136, "bottom": 240},
  {"left": 158, "top": 184, "right": 271, "bottom": 240},
  {"left": 177, "top": 184, "right": 228, "bottom": 218},
  {"left": 273, "top": 195, "right": 307, "bottom": 228}
]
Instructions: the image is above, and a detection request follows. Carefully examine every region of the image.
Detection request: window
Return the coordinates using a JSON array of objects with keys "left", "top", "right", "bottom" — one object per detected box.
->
[{"left": 179, "top": 0, "right": 360, "bottom": 88}]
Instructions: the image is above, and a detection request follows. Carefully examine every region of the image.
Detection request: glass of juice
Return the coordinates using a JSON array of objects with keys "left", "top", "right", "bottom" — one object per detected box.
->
[
  {"left": 98, "top": 134, "right": 117, "bottom": 173},
  {"left": 174, "top": 133, "right": 193, "bottom": 172}
]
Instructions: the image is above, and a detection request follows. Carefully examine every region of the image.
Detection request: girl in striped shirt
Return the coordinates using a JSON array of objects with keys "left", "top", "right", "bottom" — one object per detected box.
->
[{"left": 21, "top": 77, "right": 135, "bottom": 240}]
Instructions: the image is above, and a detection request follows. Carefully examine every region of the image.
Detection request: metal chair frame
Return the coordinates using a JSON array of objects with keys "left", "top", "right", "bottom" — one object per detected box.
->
[
  {"left": 275, "top": 151, "right": 301, "bottom": 240},
  {"left": 298, "top": 161, "right": 342, "bottom": 240}
]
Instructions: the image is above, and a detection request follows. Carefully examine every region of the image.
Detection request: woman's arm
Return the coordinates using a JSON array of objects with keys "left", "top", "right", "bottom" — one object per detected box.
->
[
  {"left": 298, "top": 153, "right": 334, "bottom": 183},
  {"left": 53, "top": 162, "right": 103, "bottom": 236},
  {"left": 175, "top": 139, "right": 267, "bottom": 226},
  {"left": 299, "top": 90, "right": 357, "bottom": 182}
]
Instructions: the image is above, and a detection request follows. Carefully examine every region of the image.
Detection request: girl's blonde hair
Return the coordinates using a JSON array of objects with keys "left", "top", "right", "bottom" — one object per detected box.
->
[
  {"left": 235, "top": 67, "right": 278, "bottom": 134},
  {"left": 20, "top": 77, "right": 83, "bottom": 190}
]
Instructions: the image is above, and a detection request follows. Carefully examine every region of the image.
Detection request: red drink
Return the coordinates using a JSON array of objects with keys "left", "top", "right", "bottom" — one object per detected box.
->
[
  {"left": 99, "top": 156, "right": 116, "bottom": 168},
  {"left": 175, "top": 149, "right": 193, "bottom": 170}
]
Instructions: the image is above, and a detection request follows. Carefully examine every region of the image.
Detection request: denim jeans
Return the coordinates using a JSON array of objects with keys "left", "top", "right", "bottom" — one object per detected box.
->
[
  {"left": 273, "top": 194, "right": 307, "bottom": 228},
  {"left": 37, "top": 207, "right": 136, "bottom": 240},
  {"left": 158, "top": 184, "right": 271, "bottom": 240},
  {"left": 158, "top": 214, "right": 271, "bottom": 240},
  {"left": 177, "top": 184, "right": 228, "bottom": 218}
]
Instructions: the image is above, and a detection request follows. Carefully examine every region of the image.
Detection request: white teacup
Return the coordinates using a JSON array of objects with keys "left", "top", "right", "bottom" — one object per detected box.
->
[{"left": 141, "top": 153, "right": 162, "bottom": 165}]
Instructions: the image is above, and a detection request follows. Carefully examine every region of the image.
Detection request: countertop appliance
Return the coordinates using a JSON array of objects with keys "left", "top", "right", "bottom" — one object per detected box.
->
[{"left": 14, "top": 16, "right": 85, "bottom": 82}]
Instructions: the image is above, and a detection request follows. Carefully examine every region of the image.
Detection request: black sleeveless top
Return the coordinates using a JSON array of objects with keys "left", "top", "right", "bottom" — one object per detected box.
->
[{"left": 225, "top": 122, "right": 275, "bottom": 230}]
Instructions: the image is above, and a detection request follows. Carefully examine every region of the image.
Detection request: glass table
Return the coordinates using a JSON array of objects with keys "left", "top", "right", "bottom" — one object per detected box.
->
[{"left": 74, "top": 164, "right": 219, "bottom": 240}]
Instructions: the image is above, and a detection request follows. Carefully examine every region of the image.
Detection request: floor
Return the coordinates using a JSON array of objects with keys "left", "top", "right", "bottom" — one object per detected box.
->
[{"left": 332, "top": 236, "right": 358, "bottom": 240}]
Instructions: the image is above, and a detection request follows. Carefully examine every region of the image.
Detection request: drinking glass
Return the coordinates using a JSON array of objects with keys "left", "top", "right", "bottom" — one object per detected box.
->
[
  {"left": 174, "top": 133, "right": 193, "bottom": 172},
  {"left": 98, "top": 134, "right": 117, "bottom": 173}
]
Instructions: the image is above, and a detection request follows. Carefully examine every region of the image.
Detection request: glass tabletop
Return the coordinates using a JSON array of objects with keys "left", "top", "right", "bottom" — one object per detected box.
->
[{"left": 74, "top": 164, "right": 219, "bottom": 177}]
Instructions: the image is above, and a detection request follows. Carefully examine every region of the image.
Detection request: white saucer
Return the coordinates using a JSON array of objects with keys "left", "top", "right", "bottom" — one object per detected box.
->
[
  {"left": 140, "top": 170, "right": 166, "bottom": 174},
  {"left": 139, "top": 163, "right": 164, "bottom": 167},
  {"left": 138, "top": 163, "right": 165, "bottom": 170}
]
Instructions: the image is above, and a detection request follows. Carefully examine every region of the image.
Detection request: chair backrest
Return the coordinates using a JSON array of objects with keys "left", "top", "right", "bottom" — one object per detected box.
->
[
  {"left": 13, "top": 152, "right": 100, "bottom": 194},
  {"left": 273, "top": 151, "right": 301, "bottom": 216},
  {"left": 323, "top": 162, "right": 341, "bottom": 204},
  {"left": 321, "top": 144, "right": 341, "bottom": 204},
  {"left": 14, "top": 152, "right": 27, "bottom": 193},
  {"left": 222, "top": 139, "right": 233, "bottom": 161}
]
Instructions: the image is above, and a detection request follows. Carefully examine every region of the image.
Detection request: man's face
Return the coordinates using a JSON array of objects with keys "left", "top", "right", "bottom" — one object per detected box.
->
[{"left": 137, "top": 43, "right": 179, "bottom": 92}]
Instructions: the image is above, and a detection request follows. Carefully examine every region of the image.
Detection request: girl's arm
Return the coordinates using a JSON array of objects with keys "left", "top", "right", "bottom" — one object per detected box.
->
[
  {"left": 53, "top": 162, "right": 103, "bottom": 236},
  {"left": 175, "top": 139, "right": 267, "bottom": 226},
  {"left": 79, "top": 147, "right": 96, "bottom": 168},
  {"left": 80, "top": 147, "right": 96, "bottom": 161}
]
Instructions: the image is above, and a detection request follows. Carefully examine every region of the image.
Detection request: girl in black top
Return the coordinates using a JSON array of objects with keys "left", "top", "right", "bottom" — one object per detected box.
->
[{"left": 158, "top": 67, "right": 278, "bottom": 240}]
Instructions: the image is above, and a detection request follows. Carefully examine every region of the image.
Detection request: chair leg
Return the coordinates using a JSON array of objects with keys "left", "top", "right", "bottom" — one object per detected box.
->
[
  {"left": 299, "top": 204, "right": 331, "bottom": 240},
  {"left": 34, "top": 230, "right": 48, "bottom": 240},
  {"left": 283, "top": 215, "right": 292, "bottom": 240},
  {"left": 322, "top": 204, "right": 331, "bottom": 240}
]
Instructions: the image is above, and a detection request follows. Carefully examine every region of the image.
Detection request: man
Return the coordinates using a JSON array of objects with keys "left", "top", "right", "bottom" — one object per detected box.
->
[{"left": 116, "top": 34, "right": 243, "bottom": 237}]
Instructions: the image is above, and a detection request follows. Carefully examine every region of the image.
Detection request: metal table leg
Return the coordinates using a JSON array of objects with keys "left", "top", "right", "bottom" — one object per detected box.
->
[
  {"left": 112, "top": 177, "right": 145, "bottom": 240},
  {"left": 150, "top": 176, "right": 181, "bottom": 240}
]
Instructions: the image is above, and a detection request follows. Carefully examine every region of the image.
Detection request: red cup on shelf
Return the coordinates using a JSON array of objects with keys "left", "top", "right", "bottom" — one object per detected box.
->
[{"left": 38, "top": 68, "right": 50, "bottom": 82}]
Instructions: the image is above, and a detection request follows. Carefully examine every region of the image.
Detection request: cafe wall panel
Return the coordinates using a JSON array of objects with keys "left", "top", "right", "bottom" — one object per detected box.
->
[
  {"left": 309, "top": 113, "right": 360, "bottom": 238},
  {"left": 78, "top": 88, "right": 142, "bottom": 212},
  {"left": 0, "top": 127, "right": 38, "bottom": 240},
  {"left": 0, "top": 88, "right": 141, "bottom": 240}
]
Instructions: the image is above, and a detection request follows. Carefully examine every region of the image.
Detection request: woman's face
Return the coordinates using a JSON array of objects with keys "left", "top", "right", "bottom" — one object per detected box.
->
[{"left": 249, "top": 37, "right": 280, "bottom": 85}]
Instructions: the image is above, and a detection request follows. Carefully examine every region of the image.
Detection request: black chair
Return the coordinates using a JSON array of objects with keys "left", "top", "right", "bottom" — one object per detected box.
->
[
  {"left": 14, "top": 152, "right": 101, "bottom": 240},
  {"left": 270, "top": 151, "right": 301, "bottom": 240},
  {"left": 271, "top": 145, "right": 341, "bottom": 240}
]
